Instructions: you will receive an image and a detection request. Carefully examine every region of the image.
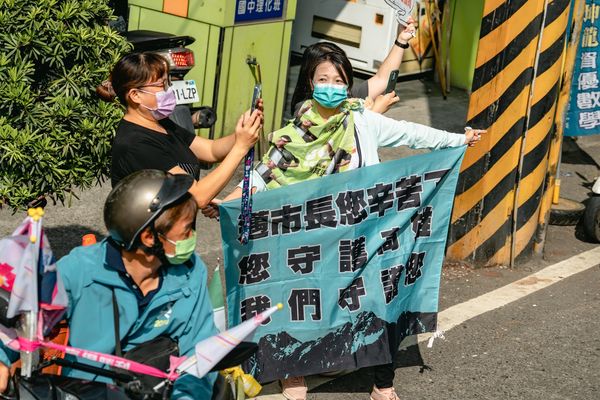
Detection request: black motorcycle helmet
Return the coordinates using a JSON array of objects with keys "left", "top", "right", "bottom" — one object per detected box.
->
[{"left": 104, "top": 169, "right": 194, "bottom": 251}]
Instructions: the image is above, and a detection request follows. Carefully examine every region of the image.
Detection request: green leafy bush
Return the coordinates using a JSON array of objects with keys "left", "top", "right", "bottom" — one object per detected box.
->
[{"left": 0, "top": 0, "right": 131, "bottom": 210}]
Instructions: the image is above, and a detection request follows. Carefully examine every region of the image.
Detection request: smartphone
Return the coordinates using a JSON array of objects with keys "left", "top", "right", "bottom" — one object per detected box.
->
[
  {"left": 384, "top": 70, "right": 399, "bottom": 94},
  {"left": 251, "top": 83, "right": 262, "bottom": 112}
]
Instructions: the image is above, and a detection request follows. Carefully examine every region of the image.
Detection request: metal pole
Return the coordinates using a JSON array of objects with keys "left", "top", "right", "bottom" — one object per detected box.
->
[{"left": 17, "top": 311, "right": 38, "bottom": 378}]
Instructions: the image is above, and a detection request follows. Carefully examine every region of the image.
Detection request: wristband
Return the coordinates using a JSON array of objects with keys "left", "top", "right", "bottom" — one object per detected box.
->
[{"left": 395, "top": 39, "right": 409, "bottom": 49}]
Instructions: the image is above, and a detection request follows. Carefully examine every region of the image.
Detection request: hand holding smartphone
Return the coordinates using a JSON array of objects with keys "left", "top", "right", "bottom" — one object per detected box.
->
[
  {"left": 251, "top": 83, "right": 262, "bottom": 112},
  {"left": 385, "top": 70, "right": 399, "bottom": 94}
]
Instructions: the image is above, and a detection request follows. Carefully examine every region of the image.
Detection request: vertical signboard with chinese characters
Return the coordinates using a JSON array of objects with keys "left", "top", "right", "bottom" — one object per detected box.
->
[
  {"left": 235, "top": 0, "right": 285, "bottom": 23},
  {"left": 219, "top": 147, "right": 466, "bottom": 382},
  {"left": 566, "top": 0, "right": 600, "bottom": 135}
]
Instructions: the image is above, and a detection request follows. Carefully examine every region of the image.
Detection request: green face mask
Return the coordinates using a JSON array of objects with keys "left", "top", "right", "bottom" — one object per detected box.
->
[{"left": 162, "top": 230, "right": 197, "bottom": 265}]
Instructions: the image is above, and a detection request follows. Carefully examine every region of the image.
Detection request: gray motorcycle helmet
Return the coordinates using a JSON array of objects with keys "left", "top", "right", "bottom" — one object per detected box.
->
[{"left": 104, "top": 169, "right": 194, "bottom": 250}]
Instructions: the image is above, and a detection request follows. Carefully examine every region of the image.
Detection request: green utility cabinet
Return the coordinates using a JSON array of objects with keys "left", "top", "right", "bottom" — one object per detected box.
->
[{"left": 128, "top": 0, "right": 297, "bottom": 144}]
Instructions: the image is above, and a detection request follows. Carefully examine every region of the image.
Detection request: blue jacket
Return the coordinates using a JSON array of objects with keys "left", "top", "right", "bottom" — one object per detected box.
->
[{"left": 0, "top": 240, "right": 218, "bottom": 399}]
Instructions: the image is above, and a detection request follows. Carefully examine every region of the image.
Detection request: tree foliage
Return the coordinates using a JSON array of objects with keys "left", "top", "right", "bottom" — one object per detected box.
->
[{"left": 0, "top": 0, "right": 131, "bottom": 210}]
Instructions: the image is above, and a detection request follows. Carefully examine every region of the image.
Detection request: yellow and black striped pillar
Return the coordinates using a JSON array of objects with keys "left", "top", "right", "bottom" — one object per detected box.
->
[
  {"left": 535, "top": 0, "right": 585, "bottom": 255},
  {"left": 447, "top": 0, "right": 574, "bottom": 266}
]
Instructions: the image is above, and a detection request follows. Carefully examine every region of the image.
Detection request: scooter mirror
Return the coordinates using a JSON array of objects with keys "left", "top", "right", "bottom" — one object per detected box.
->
[{"left": 192, "top": 106, "right": 217, "bottom": 129}]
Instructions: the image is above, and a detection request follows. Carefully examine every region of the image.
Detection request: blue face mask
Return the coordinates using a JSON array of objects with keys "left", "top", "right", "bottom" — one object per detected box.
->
[{"left": 312, "top": 83, "right": 348, "bottom": 109}]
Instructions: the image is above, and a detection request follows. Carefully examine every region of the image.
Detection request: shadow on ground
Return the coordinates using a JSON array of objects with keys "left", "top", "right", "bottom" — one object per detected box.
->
[
  {"left": 309, "top": 345, "right": 428, "bottom": 395},
  {"left": 561, "top": 136, "right": 600, "bottom": 167}
]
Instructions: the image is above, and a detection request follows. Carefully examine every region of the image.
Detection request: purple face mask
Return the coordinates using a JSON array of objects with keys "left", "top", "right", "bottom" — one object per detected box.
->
[{"left": 138, "top": 87, "right": 177, "bottom": 120}]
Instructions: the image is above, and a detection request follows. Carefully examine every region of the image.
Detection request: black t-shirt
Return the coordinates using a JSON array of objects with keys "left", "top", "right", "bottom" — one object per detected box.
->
[{"left": 111, "top": 118, "right": 200, "bottom": 187}]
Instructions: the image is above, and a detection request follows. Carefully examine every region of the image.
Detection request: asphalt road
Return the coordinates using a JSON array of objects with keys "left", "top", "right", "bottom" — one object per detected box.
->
[{"left": 306, "top": 263, "right": 600, "bottom": 400}]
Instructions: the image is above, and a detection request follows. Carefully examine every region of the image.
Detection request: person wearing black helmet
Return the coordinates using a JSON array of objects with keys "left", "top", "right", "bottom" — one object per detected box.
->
[{"left": 0, "top": 170, "right": 218, "bottom": 398}]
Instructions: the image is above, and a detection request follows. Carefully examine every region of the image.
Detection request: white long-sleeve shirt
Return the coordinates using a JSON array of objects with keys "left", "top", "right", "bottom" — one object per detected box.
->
[{"left": 247, "top": 108, "right": 466, "bottom": 192}]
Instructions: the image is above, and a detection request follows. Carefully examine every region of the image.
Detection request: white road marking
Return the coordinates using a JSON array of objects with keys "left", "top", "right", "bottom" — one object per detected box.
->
[
  {"left": 429, "top": 246, "right": 600, "bottom": 341},
  {"left": 251, "top": 246, "right": 600, "bottom": 399}
]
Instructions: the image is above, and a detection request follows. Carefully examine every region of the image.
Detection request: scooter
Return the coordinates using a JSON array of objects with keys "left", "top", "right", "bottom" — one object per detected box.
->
[
  {"left": 584, "top": 177, "right": 600, "bottom": 242},
  {"left": 0, "top": 343, "right": 257, "bottom": 400},
  {"left": 108, "top": 0, "right": 216, "bottom": 133},
  {"left": 125, "top": 30, "right": 217, "bottom": 133},
  {"left": 0, "top": 286, "right": 257, "bottom": 400},
  {"left": 0, "top": 225, "right": 261, "bottom": 400}
]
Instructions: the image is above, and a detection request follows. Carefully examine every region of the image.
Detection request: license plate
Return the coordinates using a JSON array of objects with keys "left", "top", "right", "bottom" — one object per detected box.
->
[{"left": 172, "top": 80, "right": 199, "bottom": 104}]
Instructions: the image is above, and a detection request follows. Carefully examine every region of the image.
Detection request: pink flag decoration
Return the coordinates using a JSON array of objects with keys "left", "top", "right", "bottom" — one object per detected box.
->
[
  {"left": 176, "top": 304, "right": 283, "bottom": 379},
  {"left": 0, "top": 263, "right": 16, "bottom": 292},
  {"left": 0, "top": 212, "right": 67, "bottom": 333},
  {"left": 0, "top": 216, "right": 41, "bottom": 318}
]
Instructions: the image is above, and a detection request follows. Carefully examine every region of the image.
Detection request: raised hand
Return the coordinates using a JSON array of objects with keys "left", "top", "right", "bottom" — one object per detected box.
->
[
  {"left": 398, "top": 16, "right": 417, "bottom": 43},
  {"left": 464, "top": 127, "right": 486, "bottom": 146},
  {"left": 234, "top": 108, "right": 263, "bottom": 151}
]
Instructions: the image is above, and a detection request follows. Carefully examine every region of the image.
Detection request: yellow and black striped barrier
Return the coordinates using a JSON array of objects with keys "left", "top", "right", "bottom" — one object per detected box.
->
[
  {"left": 447, "top": 0, "right": 578, "bottom": 266},
  {"left": 534, "top": 0, "right": 585, "bottom": 255}
]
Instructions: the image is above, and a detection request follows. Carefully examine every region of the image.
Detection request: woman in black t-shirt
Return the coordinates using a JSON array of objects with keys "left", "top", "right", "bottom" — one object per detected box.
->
[{"left": 98, "top": 52, "right": 262, "bottom": 208}]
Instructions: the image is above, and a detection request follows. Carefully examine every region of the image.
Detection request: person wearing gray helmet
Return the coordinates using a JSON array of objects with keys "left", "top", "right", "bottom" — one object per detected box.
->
[{"left": 0, "top": 170, "right": 218, "bottom": 399}]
